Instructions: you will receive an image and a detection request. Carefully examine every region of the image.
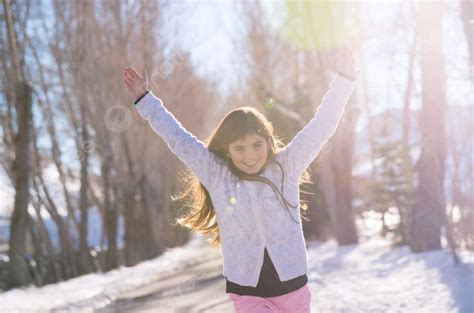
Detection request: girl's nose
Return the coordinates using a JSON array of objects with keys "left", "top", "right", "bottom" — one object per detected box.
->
[{"left": 243, "top": 152, "right": 257, "bottom": 162}]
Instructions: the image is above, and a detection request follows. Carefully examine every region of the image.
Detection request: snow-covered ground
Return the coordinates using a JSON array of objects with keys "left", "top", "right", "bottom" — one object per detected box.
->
[
  {"left": 306, "top": 237, "right": 474, "bottom": 313},
  {"left": 0, "top": 232, "right": 472, "bottom": 312},
  {"left": 0, "top": 233, "right": 219, "bottom": 312}
]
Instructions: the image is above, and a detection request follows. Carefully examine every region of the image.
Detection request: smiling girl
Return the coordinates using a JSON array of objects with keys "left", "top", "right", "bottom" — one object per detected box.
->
[{"left": 123, "top": 48, "right": 357, "bottom": 313}]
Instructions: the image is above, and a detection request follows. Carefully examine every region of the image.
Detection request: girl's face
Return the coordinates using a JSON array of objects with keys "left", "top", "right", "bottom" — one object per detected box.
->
[{"left": 227, "top": 133, "right": 270, "bottom": 175}]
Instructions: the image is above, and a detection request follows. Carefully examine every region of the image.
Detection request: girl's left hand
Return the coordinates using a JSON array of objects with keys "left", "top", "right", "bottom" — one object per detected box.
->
[
  {"left": 334, "top": 47, "right": 358, "bottom": 78},
  {"left": 123, "top": 66, "right": 148, "bottom": 99}
]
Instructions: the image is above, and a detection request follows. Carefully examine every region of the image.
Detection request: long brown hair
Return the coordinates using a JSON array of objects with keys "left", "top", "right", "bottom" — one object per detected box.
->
[{"left": 174, "top": 107, "right": 311, "bottom": 247}]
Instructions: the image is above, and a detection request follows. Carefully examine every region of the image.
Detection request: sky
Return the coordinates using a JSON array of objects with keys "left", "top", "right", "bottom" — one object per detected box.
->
[{"left": 159, "top": 0, "right": 245, "bottom": 98}]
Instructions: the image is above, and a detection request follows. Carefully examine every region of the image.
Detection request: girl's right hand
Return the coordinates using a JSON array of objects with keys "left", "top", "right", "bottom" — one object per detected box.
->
[
  {"left": 334, "top": 47, "right": 357, "bottom": 79},
  {"left": 123, "top": 66, "right": 148, "bottom": 99}
]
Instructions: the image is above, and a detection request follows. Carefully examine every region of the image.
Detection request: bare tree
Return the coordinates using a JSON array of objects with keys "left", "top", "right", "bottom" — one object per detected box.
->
[
  {"left": 460, "top": 0, "right": 474, "bottom": 79},
  {"left": 3, "top": 0, "right": 34, "bottom": 288},
  {"left": 409, "top": 1, "right": 446, "bottom": 252}
]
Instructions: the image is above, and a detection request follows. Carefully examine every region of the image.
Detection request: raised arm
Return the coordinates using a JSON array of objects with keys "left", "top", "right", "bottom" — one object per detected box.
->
[
  {"left": 123, "top": 67, "right": 220, "bottom": 189},
  {"left": 278, "top": 49, "right": 357, "bottom": 180}
]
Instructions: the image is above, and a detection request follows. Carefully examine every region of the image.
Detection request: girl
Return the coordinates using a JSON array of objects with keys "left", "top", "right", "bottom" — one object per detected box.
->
[{"left": 123, "top": 48, "right": 357, "bottom": 313}]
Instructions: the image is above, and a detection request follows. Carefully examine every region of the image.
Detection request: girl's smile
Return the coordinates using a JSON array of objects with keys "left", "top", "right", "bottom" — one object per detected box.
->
[
  {"left": 228, "top": 134, "right": 270, "bottom": 175},
  {"left": 243, "top": 159, "right": 259, "bottom": 166}
]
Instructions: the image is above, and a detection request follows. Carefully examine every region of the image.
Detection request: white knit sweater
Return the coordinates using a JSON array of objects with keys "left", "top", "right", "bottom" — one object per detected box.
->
[{"left": 135, "top": 73, "right": 356, "bottom": 287}]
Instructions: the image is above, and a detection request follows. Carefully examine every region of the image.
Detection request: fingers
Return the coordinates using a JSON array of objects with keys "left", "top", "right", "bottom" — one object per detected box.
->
[
  {"left": 125, "top": 66, "right": 142, "bottom": 80},
  {"left": 124, "top": 66, "right": 151, "bottom": 92},
  {"left": 124, "top": 77, "right": 133, "bottom": 86},
  {"left": 123, "top": 76, "right": 134, "bottom": 89},
  {"left": 124, "top": 70, "right": 134, "bottom": 83},
  {"left": 124, "top": 70, "right": 138, "bottom": 82},
  {"left": 334, "top": 46, "right": 354, "bottom": 65},
  {"left": 123, "top": 71, "right": 134, "bottom": 84},
  {"left": 340, "top": 47, "right": 352, "bottom": 61}
]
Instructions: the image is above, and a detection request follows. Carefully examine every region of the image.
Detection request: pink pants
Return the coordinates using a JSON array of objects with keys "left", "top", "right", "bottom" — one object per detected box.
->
[{"left": 228, "top": 284, "right": 312, "bottom": 313}]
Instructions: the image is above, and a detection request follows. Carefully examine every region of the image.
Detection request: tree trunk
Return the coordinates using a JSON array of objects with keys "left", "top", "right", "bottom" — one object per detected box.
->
[
  {"left": 27, "top": 214, "right": 44, "bottom": 286},
  {"left": 123, "top": 184, "right": 140, "bottom": 266},
  {"left": 78, "top": 106, "right": 91, "bottom": 274},
  {"left": 8, "top": 81, "right": 33, "bottom": 288},
  {"left": 140, "top": 175, "right": 162, "bottom": 259},
  {"left": 320, "top": 97, "right": 359, "bottom": 246},
  {"left": 317, "top": 66, "right": 358, "bottom": 245},
  {"left": 409, "top": 1, "right": 446, "bottom": 252},
  {"left": 400, "top": 22, "right": 417, "bottom": 245},
  {"left": 460, "top": 0, "right": 474, "bottom": 79},
  {"left": 102, "top": 157, "right": 119, "bottom": 270},
  {"left": 3, "top": 0, "right": 33, "bottom": 288},
  {"left": 31, "top": 197, "right": 63, "bottom": 283}
]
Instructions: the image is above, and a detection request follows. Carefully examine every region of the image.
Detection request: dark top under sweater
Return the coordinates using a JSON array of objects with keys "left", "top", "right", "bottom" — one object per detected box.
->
[{"left": 225, "top": 247, "right": 308, "bottom": 297}]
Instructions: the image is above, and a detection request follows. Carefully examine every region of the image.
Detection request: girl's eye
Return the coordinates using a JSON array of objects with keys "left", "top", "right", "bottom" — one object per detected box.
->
[{"left": 232, "top": 142, "right": 263, "bottom": 152}]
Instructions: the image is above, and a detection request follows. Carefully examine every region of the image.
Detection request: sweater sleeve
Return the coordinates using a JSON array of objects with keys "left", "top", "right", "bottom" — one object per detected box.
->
[
  {"left": 135, "top": 90, "right": 220, "bottom": 190},
  {"left": 278, "top": 73, "right": 356, "bottom": 180},
  {"left": 134, "top": 90, "right": 150, "bottom": 105}
]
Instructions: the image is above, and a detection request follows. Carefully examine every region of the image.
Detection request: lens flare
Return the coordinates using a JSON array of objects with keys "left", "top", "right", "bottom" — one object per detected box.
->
[
  {"left": 265, "top": 98, "right": 276, "bottom": 110},
  {"left": 225, "top": 205, "right": 235, "bottom": 214},
  {"left": 279, "top": 0, "right": 357, "bottom": 51}
]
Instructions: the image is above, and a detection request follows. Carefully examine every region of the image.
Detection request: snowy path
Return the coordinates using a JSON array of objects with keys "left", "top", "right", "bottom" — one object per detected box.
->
[
  {"left": 96, "top": 256, "right": 232, "bottom": 312},
  {"left": 1, "top": 235, "right": 472, "bottom": 312},
  {"left": 306, "top": 238, "right": 474, "bottom": 313},
  {"left": 95, "top": 237, "right": 473, "bottom": 313}
]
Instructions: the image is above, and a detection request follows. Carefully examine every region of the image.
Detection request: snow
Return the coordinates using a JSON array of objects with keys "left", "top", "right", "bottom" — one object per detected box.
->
[
  {"left": 0, "top": 233, "right": 216, "bottom": 312},
  {"left": 306, "top": 237, "right": 474, "bottom": 313},
  {"left": 0, "top": 233, "right": 472, "bottom": 312}
]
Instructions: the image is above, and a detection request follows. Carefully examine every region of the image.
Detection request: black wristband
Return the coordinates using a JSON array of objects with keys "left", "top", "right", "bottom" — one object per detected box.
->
[
  {"left": 134, "top": 90, "right": 150, "bottom": 105},
  {"left": 336, "top": 71, "right": 356, "bottom": 81}
]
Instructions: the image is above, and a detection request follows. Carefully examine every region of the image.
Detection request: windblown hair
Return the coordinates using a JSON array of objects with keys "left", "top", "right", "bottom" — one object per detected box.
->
[{"left": 173, "top": 107, "right": 311, "bottom": 247}]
